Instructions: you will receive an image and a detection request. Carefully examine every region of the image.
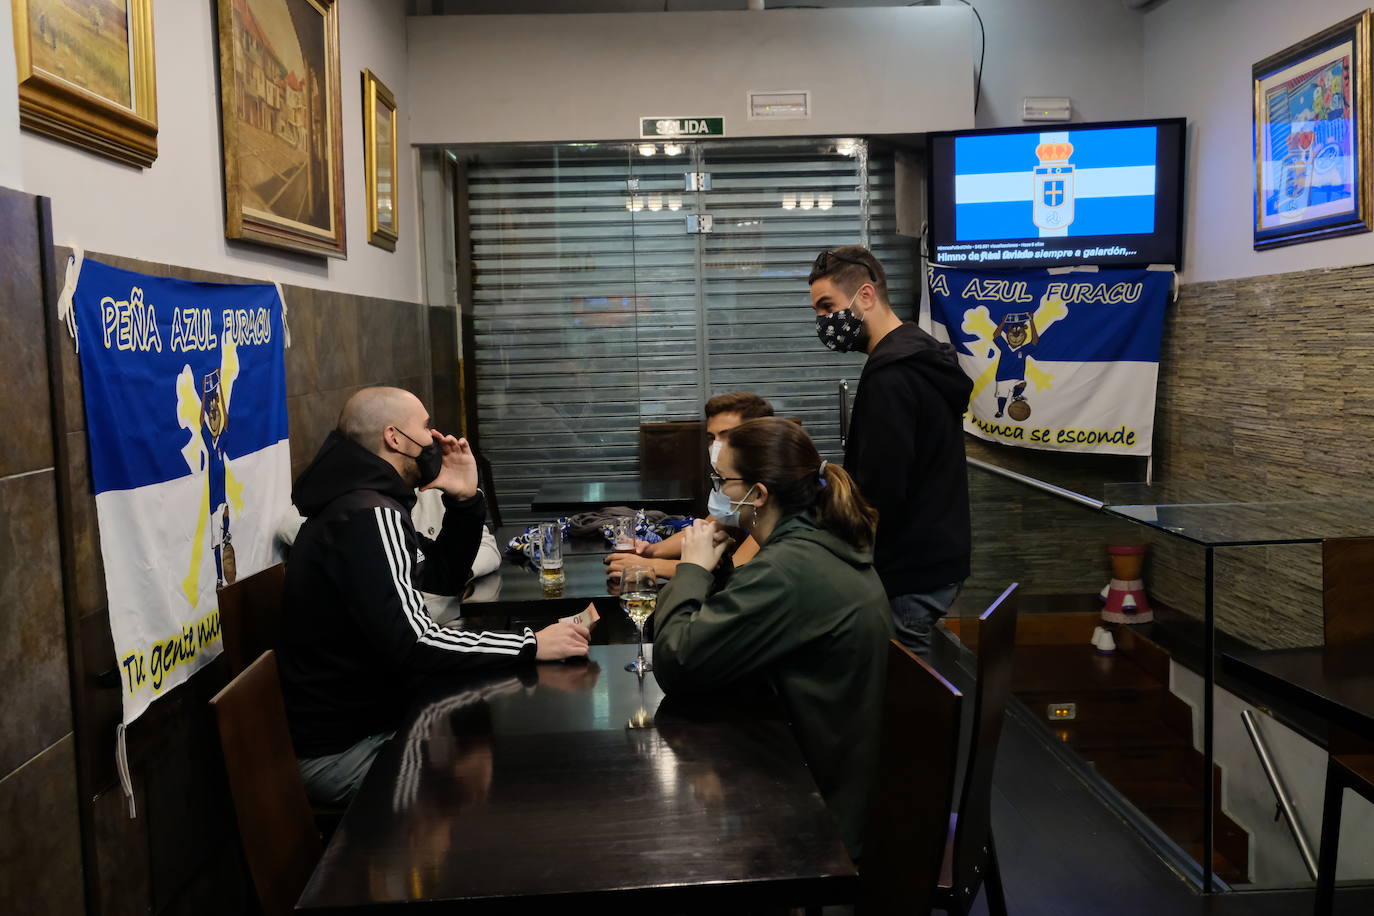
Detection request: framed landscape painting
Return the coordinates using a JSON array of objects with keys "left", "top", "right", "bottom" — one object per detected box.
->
[
  {"left": 1253, "top": 12, "right": 1373, "bottom": 249},
  {"left": 11, "top": 0, "right": 159, "bottom": 166},
  {"left": 215, "top": 0, "right": 346, "bottom": 258},
  {"left": 362, "top": 68, "right": 398, "bottom": 251}
]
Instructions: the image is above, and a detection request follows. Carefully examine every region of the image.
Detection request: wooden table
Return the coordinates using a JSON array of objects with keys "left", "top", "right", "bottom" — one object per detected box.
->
[
  {"left": 529, "top": 480, "right": 695, "bottom": 516},
  {"left": 296, "top": 645, "right": 858, "bottom": 913}
]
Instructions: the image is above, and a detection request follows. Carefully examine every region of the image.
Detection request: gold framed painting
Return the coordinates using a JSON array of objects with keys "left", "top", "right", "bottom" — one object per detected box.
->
[
  {"left": 362, "top": 69, "right": 398, "bottom": 251},
  {"left": 11, "top": 0, "right": 158, "bottom": 166},
  {"left": 215, "top": 0, "right": 346, "bottom": 258}
]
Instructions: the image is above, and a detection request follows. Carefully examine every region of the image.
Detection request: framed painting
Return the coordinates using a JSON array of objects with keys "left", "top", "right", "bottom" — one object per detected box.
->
[
  {"left": 362, "top": 68, "right": 397, "bottom": 251},
  {"left": 1253, "top": 12, "right": 1373, "bottom": 249},
  {"left": 11, "top": 0, "right": 158, "bottom": 166},
  {"left": 215, "top": 0, "right": 346, "bottom": 258}
]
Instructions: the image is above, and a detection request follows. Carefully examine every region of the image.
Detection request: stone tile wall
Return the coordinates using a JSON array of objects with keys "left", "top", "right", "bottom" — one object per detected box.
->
[{"left": 0, "top": 188, "right": 85, "bottom": 914}]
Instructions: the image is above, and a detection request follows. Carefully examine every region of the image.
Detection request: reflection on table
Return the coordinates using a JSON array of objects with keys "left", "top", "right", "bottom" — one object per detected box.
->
[{"left": 296, "top": 644, "right": 858, "bottom": 913}]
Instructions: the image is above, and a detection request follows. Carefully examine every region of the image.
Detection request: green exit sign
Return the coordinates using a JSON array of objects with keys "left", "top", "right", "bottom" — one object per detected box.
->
[{"left": 640, "top": 117, "right": 725, "bottom": 139}]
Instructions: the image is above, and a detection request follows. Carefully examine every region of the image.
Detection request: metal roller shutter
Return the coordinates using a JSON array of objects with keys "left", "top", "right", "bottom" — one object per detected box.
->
[{"left": 466, "top": 140, "right": 914, "bottom": 525}]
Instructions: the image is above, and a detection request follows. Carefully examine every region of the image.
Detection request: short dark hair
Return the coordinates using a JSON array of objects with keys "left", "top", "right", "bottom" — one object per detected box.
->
[
  {"left": 705, "top": 392, "right": 775, "bottom": 421},
  {"left": 808, "top": 245, "right": 889, "bottom": 304}
]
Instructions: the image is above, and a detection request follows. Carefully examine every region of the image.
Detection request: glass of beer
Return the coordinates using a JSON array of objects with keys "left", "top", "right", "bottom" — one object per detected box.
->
[
  {"left": 537, "top": 521, "right": 564, "bottom": 589},
  {"left": 620, "top": 565, "right": 657, "bottom": 675},
  {"left": 611, "top": 516, "right": 636, "bottom": 552}
]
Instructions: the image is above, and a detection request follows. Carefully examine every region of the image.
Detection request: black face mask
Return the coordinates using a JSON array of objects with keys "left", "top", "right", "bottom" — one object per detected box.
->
[
  {"left": 815, "top": 287, "right": 869, "bottom": 353},
  {"left": 395, "top": 427, "right": 444, "bottom": 487}
]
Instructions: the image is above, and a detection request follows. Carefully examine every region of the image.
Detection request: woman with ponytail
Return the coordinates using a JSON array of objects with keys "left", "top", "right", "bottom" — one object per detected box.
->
[{"left": 653, "top": 417, "right": 893, "bottom": 859}]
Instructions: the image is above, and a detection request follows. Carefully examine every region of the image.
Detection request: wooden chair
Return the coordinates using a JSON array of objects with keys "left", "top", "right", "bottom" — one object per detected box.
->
[
  {"left": 475, "top": 448, "right": 503, "bottom": 529},
  {"left": 934, "top": 582, "right": 1019, "bottom": 916},
  {"left": 210, "top": 651, "right": 321, "bottom": 916},
  {"left": 861, "top": 640, "right": 964, "bottom": 914},
  {"left": 639, "top": 420, "right": 707, "bottom": 509},
  {"left": 1313, "top": 537, "right": 1374, "bottom": 915},
  {"left": 217, "top": 562, "right": 285, "bottom": 676}
]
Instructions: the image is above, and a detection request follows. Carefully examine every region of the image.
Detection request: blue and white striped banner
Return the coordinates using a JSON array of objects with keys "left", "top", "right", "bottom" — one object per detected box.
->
[
  {"left": 928, "top": 264, "right": 1171, "bottom": 456},
  {"left": 68, "top": 258, "right": 290, "bottom": 724}
]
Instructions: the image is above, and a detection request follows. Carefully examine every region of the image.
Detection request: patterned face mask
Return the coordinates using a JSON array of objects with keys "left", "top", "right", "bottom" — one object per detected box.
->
[{"left": 815, "top": 288, "right": 868, "bottom": 353}]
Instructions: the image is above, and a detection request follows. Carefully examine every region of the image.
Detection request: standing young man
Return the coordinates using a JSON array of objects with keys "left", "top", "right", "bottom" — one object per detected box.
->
[{"left": 808, "top": 247, "right": 973, "bottom": 655}]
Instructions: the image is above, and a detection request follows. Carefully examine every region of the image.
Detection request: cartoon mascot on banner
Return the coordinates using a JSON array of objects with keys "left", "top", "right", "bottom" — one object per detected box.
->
[
  {"left": 175, "top": 338, "right": 245, "bottom": 601},
  {"left": 963, "top": 290, "right": 1071, "bottom": 422}
]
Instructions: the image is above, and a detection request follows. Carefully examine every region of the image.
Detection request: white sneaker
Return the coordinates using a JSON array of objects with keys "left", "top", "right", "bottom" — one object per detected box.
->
[
  {"left": 1097, "top": 630, "right": 1117, "bottom": 654},
  {"left": 1091, "top": 626, "right": 1106, "bottom": 649}
]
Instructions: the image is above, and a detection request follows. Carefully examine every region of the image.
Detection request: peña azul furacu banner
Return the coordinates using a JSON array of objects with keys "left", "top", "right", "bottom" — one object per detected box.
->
[{"left": 927, "top": 264, "right": 1172, "bottom": 456}]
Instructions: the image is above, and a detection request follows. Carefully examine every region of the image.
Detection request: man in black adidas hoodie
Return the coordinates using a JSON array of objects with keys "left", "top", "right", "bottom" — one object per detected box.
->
[
  {"left": 279, "top": 386, "right": 589, "bottom": 804},
  {"left": 809, "top": 247, "right": 973, "bottom": 656}
]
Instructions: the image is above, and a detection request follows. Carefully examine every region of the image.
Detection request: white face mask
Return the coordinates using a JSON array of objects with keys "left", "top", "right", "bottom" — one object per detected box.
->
[
  {"left": 706, "top": 485, "right": 733, "bottom": 520},
  {"left": 712, "top": 483, "right": 758, "bottom": 529}
]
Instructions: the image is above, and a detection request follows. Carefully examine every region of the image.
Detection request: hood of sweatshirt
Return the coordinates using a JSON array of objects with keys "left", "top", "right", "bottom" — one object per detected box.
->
[
  {"left": 292, "top": 430, "right": 416, "bottom": 516},
  {"left": 862, "top": 321, "right": 973, "bottom": 417},
  {"left": 765, "top": 513, "right": 874, "bottom": 570}
]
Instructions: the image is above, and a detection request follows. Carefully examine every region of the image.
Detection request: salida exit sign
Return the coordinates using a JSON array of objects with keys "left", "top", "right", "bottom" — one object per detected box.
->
[{"left": 640, "top": 117, "right": 725, "bottom": 139}]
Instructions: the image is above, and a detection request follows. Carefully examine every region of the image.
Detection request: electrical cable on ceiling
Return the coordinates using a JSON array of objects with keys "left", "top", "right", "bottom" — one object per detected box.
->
[{"left": 912, "top": 0, "right": 985, "bottom": 114}]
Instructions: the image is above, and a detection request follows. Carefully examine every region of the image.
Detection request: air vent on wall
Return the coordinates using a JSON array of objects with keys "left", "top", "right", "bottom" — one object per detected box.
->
[{"left": 749, "top": 90, "right": 810, "bottom": 120}]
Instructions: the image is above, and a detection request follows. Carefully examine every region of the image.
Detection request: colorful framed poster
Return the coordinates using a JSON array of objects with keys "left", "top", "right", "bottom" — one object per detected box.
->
[
  {"left": 215, "top": 0, "right": 346, "bottom": 258},
  {"left": 1253, "top": 13, "right": 1373, "bottom": 249},
  {"left": 362, "top": 68, "right": 398, "bottom": 251},
  {"left": 11, "top": 0, "right": 159, "bottom": 166}
]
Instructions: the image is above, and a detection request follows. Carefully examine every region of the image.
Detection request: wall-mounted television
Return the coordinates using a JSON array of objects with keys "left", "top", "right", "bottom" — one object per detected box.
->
[{"left": 927, "top": 117, "right": 1186, "bottom": 270}]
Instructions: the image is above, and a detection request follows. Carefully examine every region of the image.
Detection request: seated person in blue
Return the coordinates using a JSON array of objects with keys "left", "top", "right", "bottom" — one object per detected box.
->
[
  {"left": 279, "top": 386, "right": 590, "bottom": 805},
  {"left": 652, "top": 417, "right": 894, "bottom": 858}
]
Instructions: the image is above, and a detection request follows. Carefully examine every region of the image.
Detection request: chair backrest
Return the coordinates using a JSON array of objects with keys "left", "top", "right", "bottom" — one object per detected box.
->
[
  {"left": 639, "top": 420, "right": 707, "bottom": 506},
  {"left": 947, "top": 583, "right": 1019, "bottom": 903},
  {"left": 861, "top": 640, "right": 964, "bottom": 913},
  {"left": 217, "top": 562, "right": 285, "bottom": 676},
  {"left": 210, "top": 651, "right": 321, "bottom": 916},
  {"left": 474, "top": 448, "right": 503, "bottom": 529},
  {"left": 1323, "top": 537, "right": 1374, "bottom": 650}
]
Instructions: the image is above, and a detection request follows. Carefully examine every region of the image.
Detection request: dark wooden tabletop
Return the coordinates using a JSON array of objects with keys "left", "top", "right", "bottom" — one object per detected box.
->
[
  {"left": 1223, "top": 646, "right": 1374, "bottom": 741},
  {"left": 529, "top": 480, "right": 696, "bottom": 516},
  {"left": 295, "top": 645, "right": 858, "bottom": 913}
]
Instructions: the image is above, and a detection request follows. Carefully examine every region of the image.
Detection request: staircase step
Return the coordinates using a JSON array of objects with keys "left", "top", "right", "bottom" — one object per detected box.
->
[{"left": 1011, "top": 645, "right": 1166, "bottom": 695}]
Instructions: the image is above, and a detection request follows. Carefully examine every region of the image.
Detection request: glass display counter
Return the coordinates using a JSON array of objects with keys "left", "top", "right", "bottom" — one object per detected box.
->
[{"left": 961, "top": 460, "right": 1374, "bottom": 894}]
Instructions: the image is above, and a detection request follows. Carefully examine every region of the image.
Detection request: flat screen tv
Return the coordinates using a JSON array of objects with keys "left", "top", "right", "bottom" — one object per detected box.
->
[{"left": 927, "top": 117, "right": 1186, "bottom": 270}]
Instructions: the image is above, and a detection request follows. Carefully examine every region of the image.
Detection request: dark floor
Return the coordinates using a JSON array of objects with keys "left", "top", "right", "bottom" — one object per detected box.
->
[{"left": 929, "top": 647, "right": 1374, "bottom": 916}]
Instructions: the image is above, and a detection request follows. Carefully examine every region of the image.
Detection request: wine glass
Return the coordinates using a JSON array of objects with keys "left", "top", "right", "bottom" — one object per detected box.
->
[{"left": 620, "top": 565, "right": 657, "bottom": 675}]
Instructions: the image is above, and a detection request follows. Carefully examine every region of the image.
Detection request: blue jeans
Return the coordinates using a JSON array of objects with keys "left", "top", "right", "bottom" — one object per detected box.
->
[
  {"left": 890, "top": 583, "right": 962, "bottom": 658},
  {"left": 298, "top": 731, "right": 393, "bottom": 806}
]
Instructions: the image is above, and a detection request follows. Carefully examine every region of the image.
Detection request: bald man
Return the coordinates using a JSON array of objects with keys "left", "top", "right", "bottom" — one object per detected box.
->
[{"left": 278, "top": 386, "right": 589, "bottom": 805}]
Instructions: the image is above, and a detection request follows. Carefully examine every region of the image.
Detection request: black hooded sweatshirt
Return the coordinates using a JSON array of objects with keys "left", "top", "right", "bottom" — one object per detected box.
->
[
  {"left": 845, "top": 322, "right": 973, "bottom": 597},
  {"left": 278, "top": 431, "right": 535, "bottom": 757}
]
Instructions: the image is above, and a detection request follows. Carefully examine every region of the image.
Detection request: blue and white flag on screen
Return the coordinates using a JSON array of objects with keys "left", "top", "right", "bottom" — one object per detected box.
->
[
  {"left": 66, "top": 257, "right": 290, "bottom": 725},
  {"left": 954, "top": 126, "right": 1158, "bottom": 240},
  {"left": 927, "top": 264, "right": 1171, "bottom": 456}
]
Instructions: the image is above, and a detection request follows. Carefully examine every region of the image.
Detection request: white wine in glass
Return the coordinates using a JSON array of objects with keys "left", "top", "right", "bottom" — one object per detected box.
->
[{"left": 621, "top": 565, "right": 657, "bottom": 674}]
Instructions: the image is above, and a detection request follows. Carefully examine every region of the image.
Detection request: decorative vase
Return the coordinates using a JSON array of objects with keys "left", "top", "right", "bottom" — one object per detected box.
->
[{"left": 1100, "top": 543, "right": 1153, "bottom": 624}]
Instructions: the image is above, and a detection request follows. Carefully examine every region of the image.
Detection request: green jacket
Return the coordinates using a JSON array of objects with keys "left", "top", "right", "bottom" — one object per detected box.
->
[{"left": 653, "top": 513, "right": 894, "bottom": 858}]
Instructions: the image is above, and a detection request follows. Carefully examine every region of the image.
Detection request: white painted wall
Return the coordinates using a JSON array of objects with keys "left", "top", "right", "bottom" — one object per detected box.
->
[
  {"left": 406, "top": 8, "right": 976, "bottom": 145},
  {"left": 0, "top": 10, "right": 21, "bottom": 188},
  {"left": 1144, "top": 0, "right": 1374, "bottom": 282},
  {"left": 13, "top": 0, "right": 421, "bottom": 303},
  {"left": 960, "top": 0, "right": 1146, "bottom": 129},
  {"left": 1171, "top": 661, "right": 1374, "bottom": 886}
]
